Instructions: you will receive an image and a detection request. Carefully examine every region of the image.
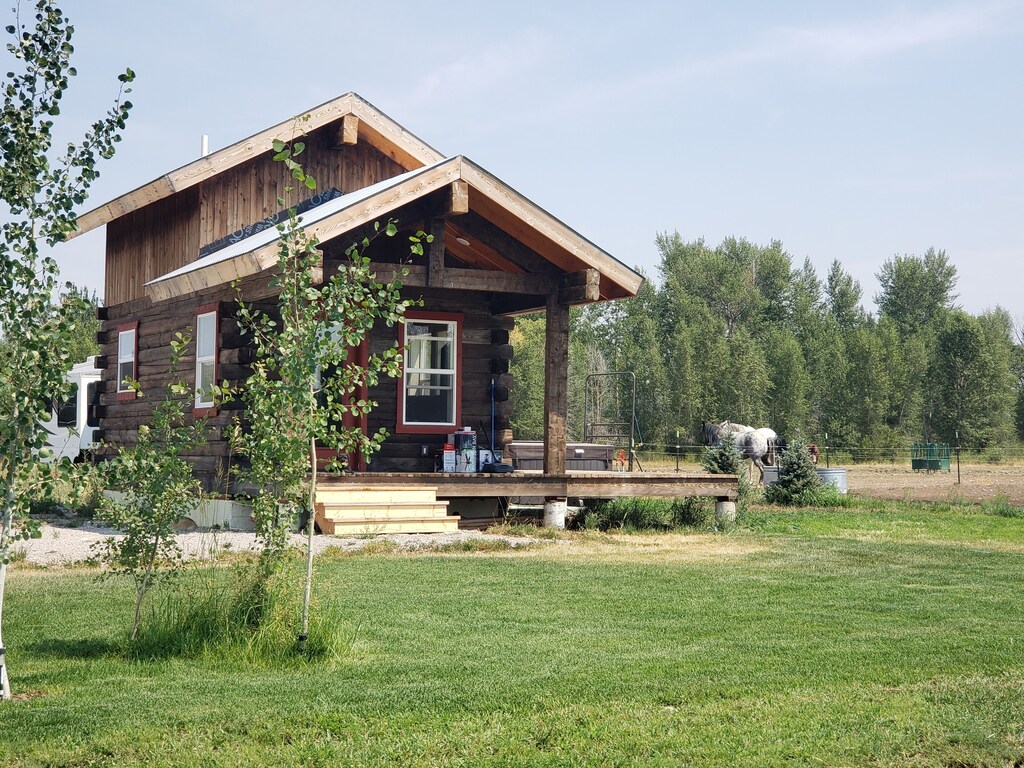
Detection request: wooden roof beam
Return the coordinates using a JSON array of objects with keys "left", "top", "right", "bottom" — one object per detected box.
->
[
  {"left": 558, "top": 269, "right": 600, "bottom": 304},
  {"left": 336, "top": 114, "right": 359, "bottom": 146},
  {"left": 447, "top": 180, "right": 469, "bottom": 215},
  {"left": 450, "top": 210, "right": 560, "bottom": 276},
  {"left": 370, "top": 262, "right": 554, "bottom": 295}
]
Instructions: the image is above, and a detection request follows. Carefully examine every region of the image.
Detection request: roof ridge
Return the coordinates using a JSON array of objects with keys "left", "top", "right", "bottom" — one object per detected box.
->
[{"left": 72, "top": 92, "right": 445, "bottom": 238}]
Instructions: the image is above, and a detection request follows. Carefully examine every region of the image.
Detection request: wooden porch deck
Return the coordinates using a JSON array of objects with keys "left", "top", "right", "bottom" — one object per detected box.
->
[
  {"left": 314, "top": 470, "right": 738, "bottom": 533},
  {"left": 319, "top": 470, "right": 739, "bottom": 501}
]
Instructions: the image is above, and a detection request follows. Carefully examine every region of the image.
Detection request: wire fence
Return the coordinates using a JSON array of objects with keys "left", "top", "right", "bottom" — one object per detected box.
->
[{"left": 609, "top": 442, "right": 1024, "bottom": 470}]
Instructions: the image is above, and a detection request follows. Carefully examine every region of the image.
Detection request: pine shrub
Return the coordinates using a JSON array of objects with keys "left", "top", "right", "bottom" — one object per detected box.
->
[
  {"left": 703, "top": 432, "right": 752, "bottom": 522},
  {"left": 702, "top": 432, "right": 741, "bottom": 475},
  {"left": 766, "top": 438, "right": 822, "bottom": 505}
]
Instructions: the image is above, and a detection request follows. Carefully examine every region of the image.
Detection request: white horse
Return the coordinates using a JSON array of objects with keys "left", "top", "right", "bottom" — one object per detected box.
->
[{"left": 701, "top": 420, "right": 777, "bottom": 484}]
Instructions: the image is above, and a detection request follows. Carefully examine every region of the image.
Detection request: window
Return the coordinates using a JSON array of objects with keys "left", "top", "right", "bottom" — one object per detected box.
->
[
  {"left": 56, "top": 389, "right": 77, "bottom": 428},
  {"left": 398, "top": 312, "right": 462, "bottom": 433},
  {"left": 116, "top": 323, "right": 138, "bottom": 397},
  {"left": 86, "top": 382, "right": 100, "bottom": 428},
  {"left": 195, "top": 306, "right": 218, "bottom": 410}
]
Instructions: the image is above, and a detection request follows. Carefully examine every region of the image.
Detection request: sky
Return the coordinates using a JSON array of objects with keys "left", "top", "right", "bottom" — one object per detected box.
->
[{"left": 28, "top": 0, "right": 1024, "bottom": 318}]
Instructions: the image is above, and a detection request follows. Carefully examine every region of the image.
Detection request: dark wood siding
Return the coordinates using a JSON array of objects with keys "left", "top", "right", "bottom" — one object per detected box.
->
[
  {"left": 96, "top": 281, "right": 258, "bottom": 493},
  {"left": 365, "top": 289, "right": 514, "bottom": 472},
  {"left": 105, "top": 188, "right": 200, "bottom": 306},
  {"left": 104, "top": 126, "right": 409, "bottom": 306},
  {"left": 197, "top": 126, "right": 407, "bottom": 253}
]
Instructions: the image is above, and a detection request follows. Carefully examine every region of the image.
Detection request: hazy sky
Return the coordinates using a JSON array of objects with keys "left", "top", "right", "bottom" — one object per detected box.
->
[{"left": 33, "top": 1, "right": 1024, "bottom": 317}]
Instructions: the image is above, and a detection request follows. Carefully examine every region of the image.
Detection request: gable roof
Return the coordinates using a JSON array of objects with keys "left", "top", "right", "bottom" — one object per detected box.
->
[
  {"left": 144, "top": 155, "right": 643, "bottom": 304},
  {"left": 72, "top": 93, "right": 443, "bottom": 238}
]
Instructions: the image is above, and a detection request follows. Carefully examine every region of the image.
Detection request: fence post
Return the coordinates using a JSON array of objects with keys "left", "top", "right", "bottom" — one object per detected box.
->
[
  {"left": 675, "top": 430, "right": 680, "bottom": 473},
  {"left": 955, "top": 431, "right": 961, "bottom": 484}
]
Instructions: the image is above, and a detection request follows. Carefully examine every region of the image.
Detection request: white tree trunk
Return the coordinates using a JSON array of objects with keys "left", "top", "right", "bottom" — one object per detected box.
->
[{"left": 0, "top": 559, "right": 10, "bottom": 700}]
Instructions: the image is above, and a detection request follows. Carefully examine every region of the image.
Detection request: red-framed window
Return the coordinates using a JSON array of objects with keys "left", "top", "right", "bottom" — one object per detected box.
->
[
  {"left": 396, "top": 311, "right": 463, "bottom": 434},
  {"left": 116, "top": 321, "right": 139, "bottom": 401},
  {"left": 194, "top": 303, "right": 219, "bottom": 415}
]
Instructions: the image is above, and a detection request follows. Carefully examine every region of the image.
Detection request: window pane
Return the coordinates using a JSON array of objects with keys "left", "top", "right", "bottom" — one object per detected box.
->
[
  {"left": 403, "top": 318, "right": 457, "bottom": 426},
  {"left": 118, "top": 361, "right": 134, "bottom": 390},
  {"left": 405, "top": 384, "right": 453, "bottom": 423},
  {"left": 197, "top": 361, "right": 215, "bottom": 405},
  {"left": 408, "top": 372, "right": 452, "bottom": 389},
  {"left": 57, "top": 390, "right": 77, "bottom": 428},
  {"left": 86, "top": 383, "right": 100, "bottom": 427},
  {"left": 118, "top": 329, "right": 135, "bottom": 359},
  {"left": 196, "top": 313, "right": 216, "bottom": 358}
]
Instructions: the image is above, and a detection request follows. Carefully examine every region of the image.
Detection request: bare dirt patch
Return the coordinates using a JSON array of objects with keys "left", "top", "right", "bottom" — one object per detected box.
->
[
  {"left": 842, "top": 462, "right": 1024, "bottom": 506},
  {"left": 15, "top": 523, "right": 539, "bottom": 568}
]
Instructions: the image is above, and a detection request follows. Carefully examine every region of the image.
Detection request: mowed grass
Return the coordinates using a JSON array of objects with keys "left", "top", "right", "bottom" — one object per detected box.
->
[{"left": 2, "top": 503, "right": 1024, "bottom": 767}]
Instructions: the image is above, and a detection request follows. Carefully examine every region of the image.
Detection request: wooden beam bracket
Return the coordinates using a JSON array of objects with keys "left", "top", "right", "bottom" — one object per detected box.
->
[{"left": 428, "top": 218, "right": 445, "bottom": 286}]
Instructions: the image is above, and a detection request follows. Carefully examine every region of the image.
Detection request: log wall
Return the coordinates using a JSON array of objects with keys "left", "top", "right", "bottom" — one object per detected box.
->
[{"left": 97, "top": 282, "right": 515, "bottom": 489}]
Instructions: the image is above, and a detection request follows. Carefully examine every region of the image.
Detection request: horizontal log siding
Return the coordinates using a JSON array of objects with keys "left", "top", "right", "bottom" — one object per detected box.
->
[
  {"left": 104, "top": 128, "right": 408, "bottom": 306},
  {"left": 365, "top": 291, "right": 515, "bottom": 472},
  {"left": 97, "top": 279, "right": 271, "bottom": 494},
  {"left": 98, "top": 283, "right": 515, "bottom": 486}
]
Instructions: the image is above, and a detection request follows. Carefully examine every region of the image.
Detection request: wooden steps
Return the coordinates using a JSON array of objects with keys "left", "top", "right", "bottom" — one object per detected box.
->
[{"left": 314, "top": 483, "right": 459, "bottom": 535}]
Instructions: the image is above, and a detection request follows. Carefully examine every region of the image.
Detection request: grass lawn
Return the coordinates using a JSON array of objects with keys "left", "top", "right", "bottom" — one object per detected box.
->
[{"left": 2, "top": 502, "right": 1023, "bottom": 767}]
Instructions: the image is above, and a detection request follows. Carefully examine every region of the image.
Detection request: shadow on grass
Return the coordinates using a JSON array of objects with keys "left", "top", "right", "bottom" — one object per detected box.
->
[{"left": 26, "top": 636, "right": 121, "bottom": 659}]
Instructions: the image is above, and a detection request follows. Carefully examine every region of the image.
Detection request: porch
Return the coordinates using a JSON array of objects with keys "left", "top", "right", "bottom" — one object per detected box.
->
[{"left": 313, "top": 470, "right": 739, "bottom": 534}]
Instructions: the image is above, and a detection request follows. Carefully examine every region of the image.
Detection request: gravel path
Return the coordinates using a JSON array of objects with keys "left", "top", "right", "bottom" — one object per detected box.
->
[{"left": 16, "top": 521, "right": 539, "bottom": 567}]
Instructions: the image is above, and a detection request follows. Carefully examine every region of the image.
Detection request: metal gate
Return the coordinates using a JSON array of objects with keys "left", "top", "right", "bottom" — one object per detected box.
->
[{"left": 583, "top": 371, "right": 639, "bottom": 471}]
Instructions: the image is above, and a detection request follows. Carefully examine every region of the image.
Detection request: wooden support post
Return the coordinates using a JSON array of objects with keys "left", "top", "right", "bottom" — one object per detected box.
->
[
  {"left": 543, "top": 292, "right": 569, "bottom": 476},
  {"left": 428, "top": 218, "right": 445, "bottom": 287}
]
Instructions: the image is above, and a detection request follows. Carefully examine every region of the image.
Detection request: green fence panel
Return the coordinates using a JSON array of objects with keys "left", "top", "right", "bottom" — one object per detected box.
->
[{"left": 911, "top": 442, "right": 951, "bottom": 471}]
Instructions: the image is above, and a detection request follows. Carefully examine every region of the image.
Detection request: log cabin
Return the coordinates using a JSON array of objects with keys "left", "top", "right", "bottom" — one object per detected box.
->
[{"left": 73, "top": 93, "right": 737, "bottom": 532}]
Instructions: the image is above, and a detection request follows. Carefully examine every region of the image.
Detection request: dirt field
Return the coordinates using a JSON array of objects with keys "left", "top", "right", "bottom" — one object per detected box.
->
[{"left": 842, "top": 462, "right": 1024, "bottom": 506}]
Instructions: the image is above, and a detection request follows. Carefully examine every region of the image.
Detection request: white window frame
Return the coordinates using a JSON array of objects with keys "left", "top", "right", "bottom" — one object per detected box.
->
[
  {"left": 398, "top": 313, "right": 461, "bottom": 433},
  {"left": 116, "top": 325, "right": 137, "bottom": 394},
  {"left": 194, "top": 308, "right": 218, "bottom": 410}
]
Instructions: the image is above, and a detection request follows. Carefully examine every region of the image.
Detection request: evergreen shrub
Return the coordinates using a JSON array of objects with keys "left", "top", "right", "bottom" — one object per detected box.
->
[{"left": 766, "top": 438, "right": 823, "bottom": 505}]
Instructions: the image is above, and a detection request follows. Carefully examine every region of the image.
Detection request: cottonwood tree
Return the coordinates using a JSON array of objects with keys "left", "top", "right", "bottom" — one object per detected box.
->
[
  {"left": 875, "top": 248, "right": 958, "bottom": 338},
  {"left": 232, "top": 137, "right": 420, "bottom": 653},
  {"left": 0, "top": 1, "right": 133, "bottom": 700},
  {"left": 94, "top": 333, "right": 206, "bottom": 641}
]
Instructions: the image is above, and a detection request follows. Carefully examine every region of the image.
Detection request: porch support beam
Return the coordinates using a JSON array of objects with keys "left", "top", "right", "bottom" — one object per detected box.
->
[
  {"left": 543, "top": 292, "right": 569, "bottom": 475},
  {"left": 369, "top": 262, "right": 547, "bottom": 294},
  {"left": 428, "top": 218, "right": 445, "bottom": 286}
]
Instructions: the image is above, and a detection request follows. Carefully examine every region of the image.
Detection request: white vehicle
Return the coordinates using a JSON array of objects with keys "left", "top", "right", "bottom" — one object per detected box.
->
[{"left": 41, "top": 356, "right": 102, "bottom": 462}]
